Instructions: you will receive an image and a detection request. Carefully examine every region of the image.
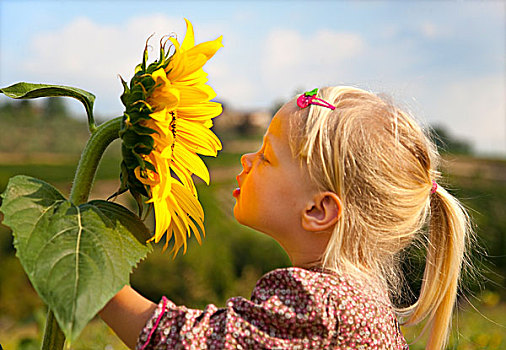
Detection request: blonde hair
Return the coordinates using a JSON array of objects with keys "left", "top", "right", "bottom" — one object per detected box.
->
[{"left": 290, "top": 86, "right": 472, "bottom": 350}]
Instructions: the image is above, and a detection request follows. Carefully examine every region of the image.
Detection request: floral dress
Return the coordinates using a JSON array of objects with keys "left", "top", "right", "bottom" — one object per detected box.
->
[{"left": 136, "top": 267, "right": 409, "bottom": 349}]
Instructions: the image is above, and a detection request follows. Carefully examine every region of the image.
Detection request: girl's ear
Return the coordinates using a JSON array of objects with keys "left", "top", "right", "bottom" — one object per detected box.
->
[{"left": 302, "top": 192, "right": 342, "bottom": 232}]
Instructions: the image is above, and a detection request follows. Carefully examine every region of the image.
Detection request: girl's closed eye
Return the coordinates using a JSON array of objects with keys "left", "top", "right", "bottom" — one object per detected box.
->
[{"left": 254, "top": 148, "right": 269, "bottom": 164}]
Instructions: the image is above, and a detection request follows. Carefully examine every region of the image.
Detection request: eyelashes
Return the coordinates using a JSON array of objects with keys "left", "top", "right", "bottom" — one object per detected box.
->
[{"left": 256, "top": 151, "right": 269, "bottom": 164}]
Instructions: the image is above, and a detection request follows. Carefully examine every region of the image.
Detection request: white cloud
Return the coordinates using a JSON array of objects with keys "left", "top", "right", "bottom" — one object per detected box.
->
[
  {"left": 430, "top": 75, "right": 506, "bottom": 155},
  {"left": 19, "top": 15, "right": 193, "bottom": 116},
  {"left": 379, "top": 23, "right": 400, "bottom": 39},
  {"left": 381, "top": 74, "right": 506, "bottom": 156},
  {"left": 260, "top": 28, "right": 365, "bottom": 102},
  {"left": 260, "top": 25, "right": 505, "bottom": 155},
  {"left": 419, "top": 22, "right": 438, "bottom": 39},
  {"left": 16, "top": 14, "right": 239, "bottom": 116},
  {"left": 265, "top": 28, "right": 365, "bottom": 69}
]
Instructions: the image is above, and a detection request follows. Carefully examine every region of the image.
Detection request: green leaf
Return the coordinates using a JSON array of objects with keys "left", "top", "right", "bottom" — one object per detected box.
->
[
  {"left": 88, "top": 200, "right": 151, "bottom": 243},
  {"left": 0, "top": 82, "right": 97, "bottom": 132},
  {"left": 0, "top": 175, "right": 152, "bottom": 342}
]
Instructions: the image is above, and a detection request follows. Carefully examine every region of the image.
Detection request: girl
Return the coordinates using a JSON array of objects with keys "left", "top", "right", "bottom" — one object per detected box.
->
[{"left": 99, "top": 86, "right": 471, "bottom": 350}]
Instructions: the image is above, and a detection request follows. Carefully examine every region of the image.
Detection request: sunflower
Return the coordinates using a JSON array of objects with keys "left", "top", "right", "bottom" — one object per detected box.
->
[{"left": 119, "top": 19, "right": 223, "bottom": 256}]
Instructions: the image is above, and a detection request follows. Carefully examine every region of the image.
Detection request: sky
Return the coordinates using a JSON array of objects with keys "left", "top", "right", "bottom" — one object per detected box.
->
[{"left": 0, "top": 0, "right": 505, "bottom": 156}]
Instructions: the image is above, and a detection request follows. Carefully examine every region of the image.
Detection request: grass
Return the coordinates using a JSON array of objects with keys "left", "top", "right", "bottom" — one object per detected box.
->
[
  {"left": 0, "top": 154, "right": 122, "bottom": 195},
  {"left": 402, "top": 298, "right": 506, "bottom": 349},
  {"left": 204, "top": 151, "right": 243, "bottom": 168},
  {"left": 0, "top": 316, "right": 129, "bottom": 350},
  {"left": 0, "top": 163, "right": 79, "bottom": 192}
]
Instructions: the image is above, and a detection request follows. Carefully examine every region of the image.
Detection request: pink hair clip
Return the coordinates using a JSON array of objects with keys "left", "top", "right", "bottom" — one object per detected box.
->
[
  {"left": 431, "top": 180, "right": 438, "bottom": 194},
  {"left": 297, "top": 88, "right": 336, "bottom": 110}
]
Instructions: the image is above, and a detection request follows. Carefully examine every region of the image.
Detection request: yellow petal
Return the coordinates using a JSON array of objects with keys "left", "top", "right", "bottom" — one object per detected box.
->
[
  {"left": 202, "top": 120, "right": 213, "bottom": 129},
  {"left": 182, "top": 18, "right": 195, "bottom": 51},
  {"left": 134, "top": 166, "right": 159, "bottom": 186},
  {"left": 177, "top": 118, "right": 222, "bottom": 155},
  {"left": 170, "top": 161, "right": 197, "bottom": 196},
  {"left": 146, "top": 116, "right": 173, "bottom": 137},
  {"left": 172, "top": 182, "right": 204, "bottom": 219},
  {"left": 172, "top": 70, "right": 209, "bottom": 87},
  {"left": 153, "top": 198, "right": 171, "bottom": 243},
  {"left": 172, "top": 142, "right": 210, "bottom": 184},
  {"left": 188, "top": 219, "right": 202, "bottom": 245},
  {"left": 168, "top": 38, "right": 223, "bottom": 83},
  {"left": 152, "top": 67, "right": 170, "bottom": 84},
  {"left": 154, "top": 152, "right": 173, "bottom": 200},
  {"left": 149, "top": 107, "right": 170, "bottom": 123},
  {"left": 176, "top": 83, "right": 216, "bottom": 105},
  {"left": 177, "top": 102, "right": 222, "bottom": 120},
  {"left": 150, "top": 85, "right": 180, "bottom": 111},
  {"left": 167, "top": 53, "right": 208, "bottom": 82},
  {"left": 166, "top": 198, "right": 189, "bottom": 255},
  {"left": 187, "top": 36, "right": 223, "bottom": 61},
  {"left": 170, "top": 182, "right": 205, "bottom": 252}
]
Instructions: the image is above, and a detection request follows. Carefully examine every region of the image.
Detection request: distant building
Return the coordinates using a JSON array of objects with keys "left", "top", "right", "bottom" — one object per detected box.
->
[{"left": 214, "top": 108, "right": 271, "bottom": 136}]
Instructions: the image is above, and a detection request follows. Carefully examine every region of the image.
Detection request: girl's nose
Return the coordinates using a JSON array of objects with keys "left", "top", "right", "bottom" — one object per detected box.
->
[{"left": 241, "top": 153, "right": 254, "bottom": 173}]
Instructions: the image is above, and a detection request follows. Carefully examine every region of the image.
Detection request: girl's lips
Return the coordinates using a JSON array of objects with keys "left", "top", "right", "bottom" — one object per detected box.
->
[{"left": 234, "top": 174, "right": 242, "bottom": 198}]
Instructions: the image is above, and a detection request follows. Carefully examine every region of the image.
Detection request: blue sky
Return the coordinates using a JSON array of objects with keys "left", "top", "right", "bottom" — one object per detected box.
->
[{"left": 1, "top": 0, "right": 505, "bottom": 155}]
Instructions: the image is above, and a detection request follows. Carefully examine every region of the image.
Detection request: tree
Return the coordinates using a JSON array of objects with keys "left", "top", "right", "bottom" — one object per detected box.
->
[
  {"left": 43, "top": 97, "right": 68, "bottom": 120},
  {"left": 430, "top": 125, "right": 473, "bottom": 155}
]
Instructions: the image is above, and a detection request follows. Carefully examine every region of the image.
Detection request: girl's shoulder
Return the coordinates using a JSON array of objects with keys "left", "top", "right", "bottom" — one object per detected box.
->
[
  {"left": 255, "top": 266, "right": 390, "bottom": 305},
  {"left": 251, "top": 267, "right": 407, "bottom": 348}
]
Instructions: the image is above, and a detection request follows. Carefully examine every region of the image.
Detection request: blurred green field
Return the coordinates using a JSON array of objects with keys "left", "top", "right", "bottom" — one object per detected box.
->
[
  {"left": 402, "top": 299, "right": 506, "bottom": 350},
  {"left": 1, "top": 149, "right": 505, "bottom": 349}
]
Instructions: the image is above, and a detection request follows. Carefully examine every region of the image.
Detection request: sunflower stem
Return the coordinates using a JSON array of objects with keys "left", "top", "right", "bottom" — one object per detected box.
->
[
  {"left": 88, "top": 119, "right": 98, "bottom": 134},
  {"left": 70, "top": 116, "right": 122, "bottom": 204},
  {"left": 85, "top": 103, "right": 97, "bottom": 134},
  {"left": 41, "top": 116, "right": 122, "bottom": 350},
  {"left": 41, "top": 309, "right": 65, "bottom": 350}
]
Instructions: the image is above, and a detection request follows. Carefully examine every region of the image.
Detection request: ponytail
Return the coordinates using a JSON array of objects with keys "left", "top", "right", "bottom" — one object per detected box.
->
[{"left": 400, "top": 185, "right": 471, "bottom": 349}]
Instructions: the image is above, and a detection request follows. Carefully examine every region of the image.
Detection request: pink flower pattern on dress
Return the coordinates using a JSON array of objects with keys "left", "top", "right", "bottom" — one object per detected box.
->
[{"left": 136, "top": 267, "right": 409, "bottom": 349}]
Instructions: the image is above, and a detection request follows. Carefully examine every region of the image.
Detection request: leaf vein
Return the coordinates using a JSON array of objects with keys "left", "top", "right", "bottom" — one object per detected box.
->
[
  {"left": 32, "top": 226, "right": 80, "bottom": 264},
  {"left": 23, "top": 200, "right": 65, "bottom": 263},
  {"left": 70, "top": 205, "right": 83, "bottom": 334}
]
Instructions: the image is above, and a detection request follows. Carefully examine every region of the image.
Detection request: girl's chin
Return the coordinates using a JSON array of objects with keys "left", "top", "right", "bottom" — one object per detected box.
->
[
  {"left": 233, "top": 207, "right": 243, "bottom": 225},
  {"left": 233, "top": 205, "right": 251, "bottom": 228}
]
